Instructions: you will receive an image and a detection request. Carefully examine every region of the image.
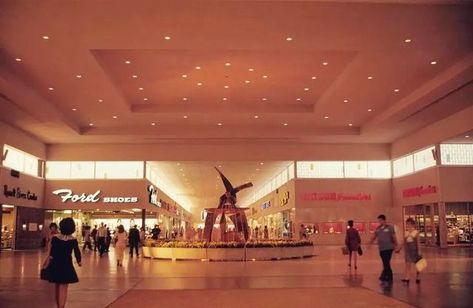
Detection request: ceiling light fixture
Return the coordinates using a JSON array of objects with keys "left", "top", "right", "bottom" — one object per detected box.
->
[
  {"left": 404, "top": 38, "right": 412, "bottom": 43},
  {"left": 72, "top": 108, "right": 77, "bottom": 111},
  {"left": 304, "top": 88, "right": 309, "bottom": 91},
  {"left": 225, "top": 63, "right": 231, "bottom": 66},
  {"left": 195, "top": 66, "right": 201, "bottom": 70},
  {"left": 143, "top": 98, "right": 148, "bottom": 101},
  {"left": 343, "top": 99, "right": 349, "bottom": 103},
  {"left": 197, "top": 82, "right": 203, "bottom": 86},
  {"left": 283, "top": 122, "right": 288, "bottom": 126},
  {"left": 296, "top": 98, "right": 302, "bottom": 101},
  {"left": 112, "top": 116, "right": 118, "bottom": 119},
  {"left": 76, "top": 75, "right": 82, "bottom": 78},
  {"left": 182, "top": 97, "right": 188, "bottom": 101},
  {"left": 311, "top": 76, "right": 317, "bottom": 80},
  {"left": 164, "top": 36, "right": 171, "bottom": 40},
  {"left": 222, "top": 97, "right": 227, "bottom": 101},
  {"left": 262, "top": 98, "right": 267, "bottom": 101},
  {"left": 245, "top": 80, "right": 250, "bottom": 84},
  {"left": 368, "top": 76, "right": 373, "bottom": 80},
  {"left": 132, "top": 75, "right": 138, "bottom": 78},
  {"left": 217, "top": 123, "right": 222, "bottom": 126},
  {"left": 182, "top": 74, "right": 188, "bottom": 78},
  {"left": 125, "top": 60, "right": 131, "bottom": 64},
  {"left": 15, "top": 58, "right": 22, "bottom": 62},
  {"left": 139, "top": 87, "right": 144, "bottom": 91},
  {"left": 48, "top": 87, "right": 54, "bottom": 91},
  {"left": 254, "top": 115, "right": 259, "bottom": 119},
  {"left": 260, "top": 162, "right": 264, "bottom": 165},
  {"left": 286, "top": 37, "right": 293, "bottom": 41},
  {"left": 367, "top": 108, "right": 373, "bottom": 112},
  {"left": 348, "top": 123, "right": 353, "bottom": 126},
  {"left": 224, "top": 85, "right": 229, "bottom": 89},
  {"left": 89, "top": 123, "right": 94, "bottom": 126},
  {"left": 394, "top": 88, "right": 400, "bottom": 92},
  {"left": 465, "top": 135, "right": 470, "bottom": 138},
  {"left": 430, "top": 61, "right": 437, "bottom": 65},
  {"left": 248, "top": 68, "right": 254, "bottom": 72},
  {"left": 42, "top": 35, "right": 49, "bottom": 40},
  {"left": 151, "top": 122, "right": 156, "bottom": 126},
  {"left": 262, "top": 75, "right": 268, "bottom": 79},
  {"left": 183, "top": 115, "right": 188, "bottom": 119},
  {"left": 322, "top": 62, "right": 328, "bottom": 66},
  {"left": 98, "top": 99, "right": 103, "bottom": 103},
  {"left": 324, "top": 116, "right": 329, "bottom": 119}
]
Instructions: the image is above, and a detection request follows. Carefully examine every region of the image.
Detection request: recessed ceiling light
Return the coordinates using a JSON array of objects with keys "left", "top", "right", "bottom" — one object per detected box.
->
[
  {"left": 304, "top": 88, "right": 309, "bottom": 91},
  {"left": 195, "top": 66, "right": 201, "bottom": 70},
  {"left": 183, "top": 115, "right": 188, "bottom": 119},
  {"left": 311, "top": 76, "right": 317, "bottom": 80},
  {"left": 348, "top": 123, "right": 353, "bottom": 126},
  {"left": 394, "top": 88, "right": 400, "bottom": 92},
  {"left": 245, "top": 80, "right": 250, "bottom": 84},
  {"left": 98, "top": 99, "right": 103, "bottom": 103},
  {"left": 151, "top": 122, "right": 156, "bottom": 126},
  {"left": 254, "top": 115, "right": 259, "bottom": 119},
  {"left": 465, "top": 135, "right": 470, "bottom": 138},
  {"left": 286, "top": 37, "right": 293, "bottom": 41},
  {"left": 182, "top": 74, "right": 188, "bottom": 78},
  {"left": 262, "top": 98, "right": 267, "bottom": 101},
  {"left": 283, "top": 122, "right": 288, "bottom": 126},
  {"left": 404, "top": 38, "right": 412, "bottom": 43},
  {"left": 112, "top": 115, "right": 118, "bottom": 119},
  {"left": 224, "top": 85, "right": 229, "bottom": 89},
  {"left": 262, "top": 75, "right": 268, "bottom": 79},
  {"left": 182, "top": 97, "right": 188, "bottom": 101},
  {"left": 197, "top": 82, "right": 203, "bottom": 86},
  {"left": 164, "top": 36, "right": 171, "bottom": 40},
  {"left": 217, "top": 123, "right": 222, "bottom": 126},
  {"left": 225, "top": 62, "right": 231, "bottom": 66},
  {"left": 260, "top": 162, "right": 264, "bottom": 165},
  {"left": 296, "top": 98, "right": 302, "bottom": 101},
  {"left": 71, "top": 108, "right": 77, "bottom": 111},
  {"left": 138, "top": 87, "right": 144, "bottom": 91},
  {"left": 367, "top": 108, "right": 373, "bottom": 112},
  {"left": 222, "top": 97, "right": 228, "bottom": 101},
  {"left": 48, "top": 87, "right": 54, "bottom": 91},
  {"left": 430, "top": 61, "right": 437, "bottom": 65},
  {"left": 125, "top": 60, "right": 131, "bottom": 64},
  {"left": 76, "top": 75, "right": 82, "bottom": 78},
  {"left": 143, "top": 98, "right": 148, "bottom": 101},
  {"left": 42, "top": 35, "right": 49, "bottom": 40},
  {"left": 248, "top": 68, "right": 254, "bottom": 72},
  {"left": 89, "top": 123, "right": 94, "bottom": 126},
  {"left": 322, "top": 62, "right": 328, "bottom": 66},
  {"left": 368, "top": 76, "right": 373, "bottom": 80},
  {"left": 132, "top": 75, "right": 138, "bottom": 78},
  {"left": 343, "top": 99, "right": 349, "bottom": 103},
  {"left": 15, "top": 58, "right": 22, "bottom": 62},
  {"left": 324, "top": 116, "right": 329, "bottom": 119}
]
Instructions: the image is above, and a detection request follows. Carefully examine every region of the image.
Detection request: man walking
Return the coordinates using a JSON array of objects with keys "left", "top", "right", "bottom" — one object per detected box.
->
[
  {"left": 129, "top": 225, "right": 140, "bottom": 257},
  {"left": 97, "top": 223, "right": 107, "bottom": 257},
  {"left": 370, "top": 214, "right": 398, "bottom": 284}
]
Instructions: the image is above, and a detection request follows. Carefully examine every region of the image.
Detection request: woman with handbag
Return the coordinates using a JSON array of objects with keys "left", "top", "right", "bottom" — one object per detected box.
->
[
  {"left": 345, "top": 220, "right": 361, "bottom": 270},
  {"left": 396, "top": 218, "right": 421, "bottom": 284},
  {"left": 42, "top": 217, "right": 81, "bottom": 308}
]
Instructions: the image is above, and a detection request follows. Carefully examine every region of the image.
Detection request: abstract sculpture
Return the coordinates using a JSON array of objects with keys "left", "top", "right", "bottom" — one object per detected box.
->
[{"left": 203, "top": 167, "right": 253, "bottom": 242}]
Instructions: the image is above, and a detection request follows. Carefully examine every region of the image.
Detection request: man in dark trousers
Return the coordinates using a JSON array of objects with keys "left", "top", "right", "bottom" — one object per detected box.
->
[
  {"left": 370, "top": 214, "right": 399, "bottom": 285},
  {"left": 151, "top": 224, "right": 161, "bottom": 240},
  {"left": 129, "top": 225, "right": 140, "bottom": 257}
]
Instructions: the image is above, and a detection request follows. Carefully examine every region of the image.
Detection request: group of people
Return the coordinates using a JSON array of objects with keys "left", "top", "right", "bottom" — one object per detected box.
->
[{"left": 345, "top": 214, "right": 423, "bottom": 285}]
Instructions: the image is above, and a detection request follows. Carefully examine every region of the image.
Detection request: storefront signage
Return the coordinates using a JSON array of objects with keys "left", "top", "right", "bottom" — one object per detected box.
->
[
  {"left": 3, "top": 185, "right": 38, "bottom": 201},
  {"left": 280, "top": 191, "right": 290, "bottom": 206},
  {"left": 301, "top": 192, "right": 372, "bottom": 201},
  {"left": 402, "top": 185, "right": 437, "bottom": 198},
  {"left": 148, "top": 185, "right": 161, "bottom": 207},
  {"left": 262, "top": 201, "right": 271, "bottom": 210},
  {"left": 52, "top": 189, "right": 138, "bottom": 203}
]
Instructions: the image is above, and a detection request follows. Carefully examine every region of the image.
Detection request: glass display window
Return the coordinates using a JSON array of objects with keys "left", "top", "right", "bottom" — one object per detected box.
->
[
  {"left": 353, "top": 222, "right": 366, "bottom": 233},
  {"left": 445, "top": 202, "right": 472, "bottom": 245},
  {"left": 322, "top": 222, "right": 343, "bottom": 234},
  {"left": 369, "top": 222, "right": 379, "bottom": 233}
]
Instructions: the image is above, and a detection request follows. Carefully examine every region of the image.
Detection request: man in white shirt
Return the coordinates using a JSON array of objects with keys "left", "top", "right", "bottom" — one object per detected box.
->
[{"left": 97, "top": 223, "right": 107, "bottom": 257}]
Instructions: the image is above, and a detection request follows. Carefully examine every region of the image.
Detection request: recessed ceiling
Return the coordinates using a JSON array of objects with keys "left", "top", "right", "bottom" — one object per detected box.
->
[{"left": 0, "top": 0, "right": 472, "bottom": 144}]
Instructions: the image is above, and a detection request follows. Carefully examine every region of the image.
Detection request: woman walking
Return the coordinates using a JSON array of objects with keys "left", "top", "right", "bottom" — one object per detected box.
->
[
  {"left": 114, "top": 225, "right": 128, "bottom": 267},
  {"left": 397, "top": 218, "right": 421, "bottom": 284},
  {"left": 44, "top": 218, "right": 81, "bottom": 308},
  {"left": 345, "top": 220, "right": 361, "bottom": 269}
]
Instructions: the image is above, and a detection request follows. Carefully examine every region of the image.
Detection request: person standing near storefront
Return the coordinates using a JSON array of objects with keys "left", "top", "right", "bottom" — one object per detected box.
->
[
  {"left": 396, "top": 218, "right": 422, "bottom": 284},
  {"left": 46, "top": 223, "right": 59, "bottom": 252},
  {"left": 263, "top": 226, "right": 269, "bottom": 240},
  {"left": 114, "top": 225, "right": 127, "bottom": 267},
  {"left": 96, "top": 223, "right": 107, "bottom": 257},
  {"left": 44, "top": 217, "right": 81, "bottom": 308},
  {"left": 345, "top": 220, "right": 361, "bottom": 270},
  {"left": 151, "top": 225, "right": 161, "bottom": 240},
  {"left": 91, "top": 225, "right": 98, "bottom": 252},
  {"left": 299, "top": 224, "right": 307, "bottom": 240},
  {"left": 129, "top": 225, "right": 140, "bottom": 258},
  {"left": 82, "top": 226, "right": 92, "bottom": 251},
  {"left": 370, "top": 214, "right": 399, "bottom": 284},
  {"left": 139, "top": 227, "right": 146, "bottom": 245}
]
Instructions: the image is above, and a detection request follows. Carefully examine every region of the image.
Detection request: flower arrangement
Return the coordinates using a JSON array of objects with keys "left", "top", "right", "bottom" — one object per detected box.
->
[{"left": 146, "top": 239, "right": 313, "bottom": 248}]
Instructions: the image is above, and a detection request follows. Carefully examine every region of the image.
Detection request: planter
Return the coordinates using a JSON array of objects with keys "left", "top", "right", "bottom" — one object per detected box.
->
[
  {"left": 142, "top": 246, "right": 151, "bottom": 258},
  {"left": 281, "top": 246, "right": 306, "bottom": 259},
  {"left": 246, "top": 247, "right": 283, "bottom": 260},
  {"left": 172, "top": 248, "right": 207, "bottom": 260},
  {"left": 207, "top": 248, "right": 245, "bottom": 261},
  {"left": 302, "top": 245, "right": 314, "bottom": 257},
  {"left": 150, "top": 247, "right": 173, "bottom": 259}
]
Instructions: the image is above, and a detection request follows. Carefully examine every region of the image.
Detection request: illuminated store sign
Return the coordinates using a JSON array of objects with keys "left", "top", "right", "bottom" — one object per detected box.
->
[
  {"left": 301, "top": 192, "right": 372, "bottom": 201},
  {"left": 3, "top": 185, "right": 38, "bottom": 201},
  {"left": 402, "top": 185, "right": 437, "bottom": 198},
  {"left": 262, "top": 201, "right": 271, "bottom": 210},
  {"left": 52, "top": 189, "right": 138, "bottom": 203},
  {"left": 148, "top": 185, "right": 161, "bottom": 207},
  {"left": 280, "top": 191, "right": 290, "bottom": 206}
]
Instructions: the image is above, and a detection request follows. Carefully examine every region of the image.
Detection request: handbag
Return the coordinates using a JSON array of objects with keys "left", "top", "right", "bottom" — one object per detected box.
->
[
  {"left": 357, "top": 246, "right": 363, "bottom": 256},
  {"left": 415, "top": 256, "right": 427, "bottom": 272},
  {"left": 40, "top": 256, "right": 51, "bottom": 281},
  {"left": 341, "top": 246, "right": 349, "bottom": 255}
]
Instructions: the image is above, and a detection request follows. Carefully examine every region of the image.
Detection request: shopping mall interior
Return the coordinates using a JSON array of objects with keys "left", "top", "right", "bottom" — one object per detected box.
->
[{"left": 0, "top": 0, "right": 472, "bottom": 307}]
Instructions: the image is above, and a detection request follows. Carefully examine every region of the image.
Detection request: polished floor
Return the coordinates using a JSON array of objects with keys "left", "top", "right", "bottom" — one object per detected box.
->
[{"left": 0, "top": 245, "right": 472, "bottom": 308}]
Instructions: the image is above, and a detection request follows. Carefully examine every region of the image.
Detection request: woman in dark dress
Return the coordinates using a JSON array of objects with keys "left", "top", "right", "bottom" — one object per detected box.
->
[
  {"left": 46, "top": 218, "right": 81, "bottom": 308},
  {"left": 345, "top": 220, "right": 361, "bottom": 269}
]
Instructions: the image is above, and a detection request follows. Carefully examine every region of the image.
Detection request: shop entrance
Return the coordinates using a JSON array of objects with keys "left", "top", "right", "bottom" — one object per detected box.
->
[
  {"left": 445, "top": 202, "right": 473, "bottom": 246},
  {"left": 403, "top": 204, "right": 439, "bottom": 247},
  {"left": 1, "top": 205, "right": 16, "bottom": 249}
]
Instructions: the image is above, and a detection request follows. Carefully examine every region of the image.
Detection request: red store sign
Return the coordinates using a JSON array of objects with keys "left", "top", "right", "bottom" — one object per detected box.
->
[
  {"left": 301, "top": 192, "right": 372, "bottom": 201},
  {"left": 402, "top": 185, "right": 437, "bottom": 198}
]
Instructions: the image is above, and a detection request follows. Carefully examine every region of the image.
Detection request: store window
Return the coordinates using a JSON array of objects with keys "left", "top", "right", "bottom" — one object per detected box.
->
[
  {"left": 445, "top": 202, "right": 472, "bottom": 245},
  {"left": 70, "top": 161, "right": 95, "bottom": 179},
  {"left": 367, "top": 161, "right": 392, "bottom": 178},
  {"left": 393, "top": 155, "right": 414, "bottom": 177},
  {"left": 95, "top": 161, "right": 144, "bottom": 179},
  {"left": 46, "top": 161, "right": 72, "bottom": 179},
  {"left": 296, "top": 161, "right": 344, "bottom": 178},
  {"left": 2, "top": 145, "right": 39, "bottom": 177},
  {"left": 440, "top": 144, "right": 473, "bottom": 166},
  {"left": 344, "top": 161, "right": 368, "bottom": 178},
  {"left": 413, "top": 146, "right": 436, "bottom": 171}
]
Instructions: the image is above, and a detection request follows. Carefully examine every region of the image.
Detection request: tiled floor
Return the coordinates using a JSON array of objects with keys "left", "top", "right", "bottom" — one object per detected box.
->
[{"left": 0, "top": 246, "right": 472, "bottom": 308}]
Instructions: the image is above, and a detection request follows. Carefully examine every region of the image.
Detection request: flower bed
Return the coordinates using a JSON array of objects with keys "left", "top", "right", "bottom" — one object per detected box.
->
[{"left": 143, "top": 240, "right": 314, "bottom": 261}]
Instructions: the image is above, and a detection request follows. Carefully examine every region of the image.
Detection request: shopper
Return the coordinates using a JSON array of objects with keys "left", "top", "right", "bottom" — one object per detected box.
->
[
  {"left": 151, "top": 224, "right": 161, "bottom": 240},
  {"left": 82, "top": 226, "right": 93, "bottom": 251},
  {"left": 299, "top": 224, "right": 306, "bottom": 240},
  {"left": 44, "top": 217, "right": 81, "bottom": 308},
  {"left": 46, "top": 222, "right": 59, "bottom": 251},
  {"left": 396, "top": 218, "right": 421, "bottom": 284},
  {"left": 263, "top": 226, "right": 269, "bottom": 240},
  {"left": 96, "top": 223, "right": 107, "bottom": 257},
  {"left": 254, "top": 226, "right": 259, "bottom": 240},
  {"left": 129, "top": 225, "right": 140, "bottom": 257},
  {"left": 105, "top": 227, "right": 112, "bottom": 252},
  {"left": 139, "top": 227, "right": 146, "bottom": 245},
  {"left": 114, "top": 225, "right": 128, "bottom": 267},
  {"left": 345, "top": 220, "right": 361, "bottom": 270},
  {"left": 91, "top": 225, "right": 98, "bottom": 252},
  {"left": 370, "top": 214, "right": 399, "bottom": 284}
]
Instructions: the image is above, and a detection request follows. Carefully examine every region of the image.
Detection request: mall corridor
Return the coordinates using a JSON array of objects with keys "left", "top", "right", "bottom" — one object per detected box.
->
[{"left": 1, "top": 246, "right": 472, "bottom": 308}]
